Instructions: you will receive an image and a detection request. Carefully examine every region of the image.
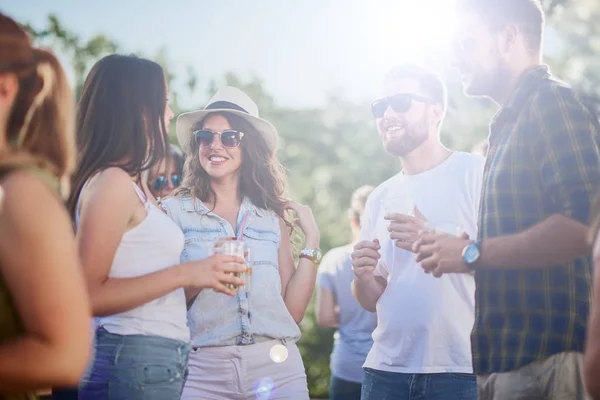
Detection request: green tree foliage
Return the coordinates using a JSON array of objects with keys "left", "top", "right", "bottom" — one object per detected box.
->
[
  {"left": 24, "top": 14, "right": 118, "bottom": 98},
  {"left": 544, "top": 0, "right": 600, "bottom": 109}
]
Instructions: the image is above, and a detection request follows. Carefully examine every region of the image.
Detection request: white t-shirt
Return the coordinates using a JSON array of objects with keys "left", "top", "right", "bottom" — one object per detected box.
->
[{"left": 361, "top": 152, "right": 484, "bottom": 374}]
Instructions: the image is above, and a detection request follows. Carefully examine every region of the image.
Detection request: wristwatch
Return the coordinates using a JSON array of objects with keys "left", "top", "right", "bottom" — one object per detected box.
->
[
  {"left": 299, "top": 248, "right": 323, "bottom": 266},
  {"left": 462, "top": 240, "right": 482, "bottom": 271}
]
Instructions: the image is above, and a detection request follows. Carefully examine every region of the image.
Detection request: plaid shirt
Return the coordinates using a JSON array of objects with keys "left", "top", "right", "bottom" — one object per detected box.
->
[{"left": 473, "top": 65, "right": 600, "bottom": 374}]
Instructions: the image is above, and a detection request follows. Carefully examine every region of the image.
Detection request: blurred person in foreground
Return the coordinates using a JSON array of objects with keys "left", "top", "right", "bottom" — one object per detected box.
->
[{"left": 0, "top": 13, "right": 91, "bottom": 400}]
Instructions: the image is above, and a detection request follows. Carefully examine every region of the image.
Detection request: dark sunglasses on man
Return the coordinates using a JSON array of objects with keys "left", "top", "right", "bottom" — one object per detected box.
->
[
  {"left": 371, "top": 93, "right": 433, "bottom": 119},
  {"left": 193, "top": 129, "right": 245, "bottom": 148},
  {"left": 152, "top": 174, "right": 181, "bottom": 192}
]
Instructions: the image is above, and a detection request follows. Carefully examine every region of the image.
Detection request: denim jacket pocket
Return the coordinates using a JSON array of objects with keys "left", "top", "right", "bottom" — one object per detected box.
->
[
  {"left": 243, "top": 227, "right": 278, "bottom": 243},
  {"left": 182, "top": 228, "right": 222, "bottom": 243},
  {"left": 181, "top": 229, "right": 222, "bottom": 261},
  {"left": 243, "top": 227, "right": 279, "bottom": 266}
]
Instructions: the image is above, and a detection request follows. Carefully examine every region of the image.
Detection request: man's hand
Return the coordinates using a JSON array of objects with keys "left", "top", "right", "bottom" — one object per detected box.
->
[
  {"left": 351, "top": 240, "right": 381, "bottom": 281},
  {"left": 414, "top": 231, "right": 472, "bottom": 277},
  {"left": 385, "top": 206, "right": 427, "bottom": 253}
]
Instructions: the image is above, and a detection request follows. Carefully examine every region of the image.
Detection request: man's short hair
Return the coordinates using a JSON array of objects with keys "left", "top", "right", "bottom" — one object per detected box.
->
[
  {"left": 385, "top": 64, "right": 448, "bottom": 115},
  {"left": 458, "top": 0, "right": 545, "bottom": 54}
]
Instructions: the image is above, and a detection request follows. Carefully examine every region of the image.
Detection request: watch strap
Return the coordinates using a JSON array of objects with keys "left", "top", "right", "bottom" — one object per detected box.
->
[{"left": 300, "top": 248, "right": 322, "bottom": 265}]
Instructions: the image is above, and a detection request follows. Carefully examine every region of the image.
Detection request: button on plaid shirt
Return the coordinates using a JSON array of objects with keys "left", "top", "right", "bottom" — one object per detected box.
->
[{"left": 472, "top": 65, "right": 600, "bottom": 374}]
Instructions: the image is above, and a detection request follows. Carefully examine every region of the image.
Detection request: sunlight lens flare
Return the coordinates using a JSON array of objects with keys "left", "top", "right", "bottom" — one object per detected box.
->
[
  {"left": 269, "top": 344, "right": 288, "bottom": 363},
  {"left": 371, "top": 0, "right": 458, "bottom": 58},
  {"left": 254, "top": 377, "right": 275, "bottom": 400}
]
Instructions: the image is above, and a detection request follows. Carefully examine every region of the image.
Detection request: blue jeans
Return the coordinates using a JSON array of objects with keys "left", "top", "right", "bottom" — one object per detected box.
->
[
  {"left": 330, "top": 375, "right": 362, "bottom": 400},
  {"left": 361, "top": 368, "right": 477, "bottom": 400},
  {"left": 51, "top": 387, "right": 78, "bottom": 399},
  {"left": 78, "top": 328, "right": 190, "bottom": 400}
]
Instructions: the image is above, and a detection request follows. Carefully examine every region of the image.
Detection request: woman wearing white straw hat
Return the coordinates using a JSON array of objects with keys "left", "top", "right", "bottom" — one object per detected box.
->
[{"left": 163, "top": 86, "right": 320, "bottom": 399}]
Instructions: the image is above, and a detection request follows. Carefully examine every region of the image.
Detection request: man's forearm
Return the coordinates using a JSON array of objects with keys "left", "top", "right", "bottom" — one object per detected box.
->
[
  {"left": 351, "top": 276, "right": 385, "bottom": 312},
  {"left": 480, "top": 214, "right": 591, "bottom": 269}
]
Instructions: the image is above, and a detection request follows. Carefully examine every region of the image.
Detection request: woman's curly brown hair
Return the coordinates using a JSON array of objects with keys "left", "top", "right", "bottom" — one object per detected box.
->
[{"left": 172, "top": 111, "right": 290, "bottom": 225}]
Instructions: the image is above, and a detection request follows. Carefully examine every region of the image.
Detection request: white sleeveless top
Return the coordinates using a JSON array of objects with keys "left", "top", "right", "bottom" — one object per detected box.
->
[{"left": 76, "top": 180, "right": 189, "bottom": 342}]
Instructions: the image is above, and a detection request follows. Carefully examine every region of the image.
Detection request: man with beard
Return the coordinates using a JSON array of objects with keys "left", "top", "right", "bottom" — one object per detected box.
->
[
  {"left": 351, "top": 64, "right": 484, "bottom": 400},
  {"left": 414, "top": 1, "right": 600, "bottom": 399}
]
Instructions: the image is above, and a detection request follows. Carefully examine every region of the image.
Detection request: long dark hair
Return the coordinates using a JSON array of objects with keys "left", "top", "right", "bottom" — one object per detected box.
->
[
  {"left": 173, "top": 112, "right": 289, "bottom": 223},
  {"left": 67, "top": 54, "right": 168, "bottom": 217}
]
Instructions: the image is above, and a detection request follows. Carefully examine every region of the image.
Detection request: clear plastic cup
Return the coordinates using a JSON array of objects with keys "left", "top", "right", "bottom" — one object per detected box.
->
[
  {"left": 379, "top": 196, "right": 417, "bottom": 267},
  {"left": 210, "top": 238, "right": 245, "bottom": 256},
  {"left": 381, "top": 196, "right": 415, "bottom": 218},
  {"left": 241, "top": 245, "right": 252, "bottom": 293},
  {"left": 423, "top": 222, "right": 465, "bottom": 237},
  {"left": 210, "top": 239, "right": 245, "bottom": 292},
  {"left": 378, "top": 197, "right": 415, "bottom": 243}
]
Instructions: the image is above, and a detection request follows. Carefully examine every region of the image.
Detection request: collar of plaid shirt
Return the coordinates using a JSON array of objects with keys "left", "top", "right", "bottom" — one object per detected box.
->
[{"left": 490, "top": 65, "right": 551, "bottom": 133}]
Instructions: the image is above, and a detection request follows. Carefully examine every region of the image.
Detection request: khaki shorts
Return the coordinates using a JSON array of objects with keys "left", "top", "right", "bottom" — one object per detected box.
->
[
  {"left": 181, "top": 339, "right": 309, "bottom": 400},
  {"left": 477, "top": 351, "right": 591, "bottom": 400}
]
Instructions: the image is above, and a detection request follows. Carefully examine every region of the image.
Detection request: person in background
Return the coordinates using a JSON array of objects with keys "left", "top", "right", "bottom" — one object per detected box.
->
[
  {"left": 146, "top": 144, "right": 184, "bottom": 201},
  {"left": 0, "top": 13, "right": 91, "bottom": 399},
  {"left": 316, "top": 185, "right": 377, "bottom": 400}
]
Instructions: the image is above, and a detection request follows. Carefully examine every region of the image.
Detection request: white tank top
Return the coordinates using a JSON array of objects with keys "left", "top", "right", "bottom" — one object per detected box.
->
[{"left": 76, "top": 179, "right": 189, "bottom": 341}]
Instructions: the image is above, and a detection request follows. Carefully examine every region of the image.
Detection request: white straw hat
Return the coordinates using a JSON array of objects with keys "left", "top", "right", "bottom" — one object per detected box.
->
[{"left": 176, "top": 86, "right": 278, "bottom": 154}]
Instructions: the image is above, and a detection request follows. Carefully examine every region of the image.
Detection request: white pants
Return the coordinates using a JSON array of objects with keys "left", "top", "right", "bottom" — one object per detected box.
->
[
  {"left": 181, "top": 339, "right": 309, "bottom": 400},
  {"left": 477, "top": 352, "right": 591, "bottom": 400}
]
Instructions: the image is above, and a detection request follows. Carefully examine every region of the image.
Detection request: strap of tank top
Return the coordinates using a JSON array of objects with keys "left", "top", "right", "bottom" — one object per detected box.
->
[
  {"left": 131, "top": 182, "right": 148, "bottom": 205},
  {"left": 74, "top": 179, "right": 91, "bottom": 227},
  {"left": 75, "top": 179, "right": 148, "bottom": 229}
]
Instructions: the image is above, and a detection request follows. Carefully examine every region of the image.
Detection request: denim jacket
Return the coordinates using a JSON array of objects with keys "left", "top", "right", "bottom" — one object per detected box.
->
[{"left": 162, "top": 195, "right": 301, "bottom": 347}]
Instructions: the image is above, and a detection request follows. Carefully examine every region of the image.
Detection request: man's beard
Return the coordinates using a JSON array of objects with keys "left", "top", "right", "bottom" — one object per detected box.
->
[
  {"left": 383, "top": 116, "right": 429, "bottom": 158},
  {"left": 463, "top": 54, "right": 511, "bottom": 99}
]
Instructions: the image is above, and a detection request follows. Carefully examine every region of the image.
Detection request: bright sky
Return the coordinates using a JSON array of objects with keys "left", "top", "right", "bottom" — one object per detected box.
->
[{"left": 5, "top": 0, "right": 460, "bottom": 108}]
